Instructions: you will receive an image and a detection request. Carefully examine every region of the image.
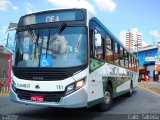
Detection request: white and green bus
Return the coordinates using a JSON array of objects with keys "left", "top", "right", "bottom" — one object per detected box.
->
[{"left": 10, "top": 8, "right": 138, "bottom": 111}]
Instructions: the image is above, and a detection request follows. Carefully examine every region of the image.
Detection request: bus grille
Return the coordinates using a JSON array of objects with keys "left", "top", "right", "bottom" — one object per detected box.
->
[
  {"left": 13, "top": 68, "right": 69, "bottom": 81},
  {"left": 16, "top": 88, "right": 64, "bottom": 102}
]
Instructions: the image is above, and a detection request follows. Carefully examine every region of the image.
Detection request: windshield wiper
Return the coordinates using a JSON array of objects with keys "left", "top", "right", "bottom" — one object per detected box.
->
[
  {"left": 27, "top": 26, "right": 35, "bottom": 42},
  {"left": 27, "top": 26, "right": 39, "bottom": 59},
  {"left": 46, "top": 23, "right": 67, "bottom": 58},
  {"left": 49, "top": 23, "right": 66, "bottom": 44},
  {"left": 46, "top": 30, "right": 50, "bottom": 58},
  {"left": 34, "top": 32, "right": 39, "bottom": 59}
]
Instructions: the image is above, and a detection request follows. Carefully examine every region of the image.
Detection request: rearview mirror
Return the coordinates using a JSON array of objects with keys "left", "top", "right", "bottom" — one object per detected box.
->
[{"left": 95, "top": 32, "right": 101, "bottom": 47}]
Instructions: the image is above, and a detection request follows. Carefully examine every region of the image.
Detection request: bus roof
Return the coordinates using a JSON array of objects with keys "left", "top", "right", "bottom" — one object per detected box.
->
[{"left": 21, "top": 8, "right": 86, "bottom": 18}]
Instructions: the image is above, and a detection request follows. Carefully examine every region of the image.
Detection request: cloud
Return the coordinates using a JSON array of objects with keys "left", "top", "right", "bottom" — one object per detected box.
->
[
  {"left": 0, "top": 0, "right": 18, "bottom": 11},
  {"left": 24, "top": 2, "right": 36, "bottom": 14},
  {"left": 26, "top": 7, "right": 34, "bottom": 14},
  {"left": 47, "top": 0, "right": 117, "bottom": 14},
  {"left": 47, "top": 0, "right": 95, "bottom": 14},
  {"left": 8, "top": 1, "right": 18, "bottom": 11},
  {"left": 93, "top": 0, "right": 116, "bottom": 13},
  {"left": 12, "top": 5, "right": 18, "bottom": 11},
  {"left": 142, "top": 41, "right": 149, "bottom": 47},
  {"left": 150, "top": 30, "right": 160, "bottom": 43},
  {"left": 0, "top": 26, "right": 8, "bottom": 33},
  {"left": 0, "top": 0, "right": 9, "bottom": 11}
]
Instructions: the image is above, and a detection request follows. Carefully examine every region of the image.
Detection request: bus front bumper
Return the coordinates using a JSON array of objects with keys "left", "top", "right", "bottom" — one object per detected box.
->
[{"left": 10, "top": 86, "right": 87, "bottom": 108}]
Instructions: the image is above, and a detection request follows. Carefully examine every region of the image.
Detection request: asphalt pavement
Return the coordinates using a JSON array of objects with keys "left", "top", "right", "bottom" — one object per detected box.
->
[{"left": 1, "top": 87, "right": 160, "bottom": 120}]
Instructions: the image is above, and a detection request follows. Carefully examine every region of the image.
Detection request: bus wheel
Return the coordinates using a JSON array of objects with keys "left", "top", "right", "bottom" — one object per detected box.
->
[
  {"left": 127, "top": 81, "right": 133, "bottom": 97},
  {"left": 98, "top": 85, "right": 113, "bottom": 112}
]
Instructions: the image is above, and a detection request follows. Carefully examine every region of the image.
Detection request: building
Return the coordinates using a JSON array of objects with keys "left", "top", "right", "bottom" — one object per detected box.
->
[
  {"left": 119, "top": 28, "right": 143, "bottom": 51},
  {"left": 0, "top": 23, "right": 17, "bottom": 91},
  {"left": 137, "top": 46, "right": 159, "bottom": 81},
  {"left": 0, "top": 45, "right": 11, "bottom": 87}
]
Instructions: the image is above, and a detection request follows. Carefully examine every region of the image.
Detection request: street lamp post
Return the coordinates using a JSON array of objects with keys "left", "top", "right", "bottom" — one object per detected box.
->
[
  {"left": 133, "top": 43, "right": 141, "bottom": 77},
  {"left": 133, "top": 43, "right": 140, "bottom": 63}
]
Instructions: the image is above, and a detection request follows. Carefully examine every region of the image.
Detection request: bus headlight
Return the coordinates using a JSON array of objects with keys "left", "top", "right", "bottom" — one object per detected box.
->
[
  {"left": 65, "top": 84, "right": 75, "bottom": 95},
  {"left": 65, "top": 78, "right": 86, "bottom": 95},
  {"left": 76, "top": 80, "right": 85, "bottom": 89}
]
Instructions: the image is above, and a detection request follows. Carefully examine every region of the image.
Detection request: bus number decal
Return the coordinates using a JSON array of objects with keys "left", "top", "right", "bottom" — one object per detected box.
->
[{"left": 56, "top": 85, "right": 63, "bottom": 90}]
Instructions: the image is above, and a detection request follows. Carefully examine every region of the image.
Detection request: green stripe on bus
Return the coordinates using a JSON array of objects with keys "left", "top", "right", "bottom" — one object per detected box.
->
[
  {"left": 87, "top": 97, "right": 104, "bottom": 108},
  {"left": 102, "top": 76, "right": 129, "bottom": 92},
  {"left": 89, "top": 59, "right": 104, "bottom": 73},
  {"left": 113, "top": 89, "right": 130, "bottom": 98}
]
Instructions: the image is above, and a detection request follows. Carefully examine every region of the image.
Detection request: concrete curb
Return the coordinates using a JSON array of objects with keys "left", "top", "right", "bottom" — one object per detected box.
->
[
  {"left": 0, "top": 86, "right": 10, "bottom": 96},
  {"left": 0, "top": 92, "right": 10, "bottom": 96}
]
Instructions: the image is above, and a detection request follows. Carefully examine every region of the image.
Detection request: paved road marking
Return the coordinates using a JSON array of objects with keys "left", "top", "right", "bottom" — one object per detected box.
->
[{"left": 138, "top": 84, "right": 160, "bottom": 94}]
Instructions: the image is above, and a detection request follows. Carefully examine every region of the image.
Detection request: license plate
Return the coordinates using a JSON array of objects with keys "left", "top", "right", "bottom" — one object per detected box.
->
[{"left": 31, "top": 95, "right": 44, "bottom": 102}]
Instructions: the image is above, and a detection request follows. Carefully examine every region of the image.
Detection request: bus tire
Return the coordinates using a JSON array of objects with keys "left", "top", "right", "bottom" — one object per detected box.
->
[
  {"left": 127, "top": 81, "right": 133, "bottom": 97},
  {"left": 98, "top": 85, "right": 113, "bottom": 112}
]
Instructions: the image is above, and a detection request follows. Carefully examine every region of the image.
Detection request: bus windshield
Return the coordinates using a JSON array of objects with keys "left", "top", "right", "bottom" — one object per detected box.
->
[{"left": 14, "top": 27, "right": 87, "bottom": 68}]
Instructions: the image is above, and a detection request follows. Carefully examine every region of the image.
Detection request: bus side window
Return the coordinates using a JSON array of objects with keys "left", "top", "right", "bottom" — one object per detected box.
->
[
  {"left": 90, "top": 29, "right": 104, "bottom": 60},
  {"left": 94, "top": 30, "right": 103, "bottom": 59},
  {"left": 119, "top": 47, "right": 124, "bottom": 67},
  {"left": 105, "top": 36, "right": 114, "bottom": 63}
]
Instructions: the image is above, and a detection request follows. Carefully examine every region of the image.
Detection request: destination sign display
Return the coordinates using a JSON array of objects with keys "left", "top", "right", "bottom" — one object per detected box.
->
[{"left": 18, "top": 9, "right": 85, "bottom": 26}]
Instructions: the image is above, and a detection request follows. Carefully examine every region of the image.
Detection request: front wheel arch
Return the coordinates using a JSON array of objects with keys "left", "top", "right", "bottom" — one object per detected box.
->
[{"left": 97, "top": 84, "right": 113, "bottom": 112}]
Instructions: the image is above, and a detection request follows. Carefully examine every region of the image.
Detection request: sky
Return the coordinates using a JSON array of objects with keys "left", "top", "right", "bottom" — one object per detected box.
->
[{"left": 0, "top": 0, "right": 160, "bottom": 46}]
